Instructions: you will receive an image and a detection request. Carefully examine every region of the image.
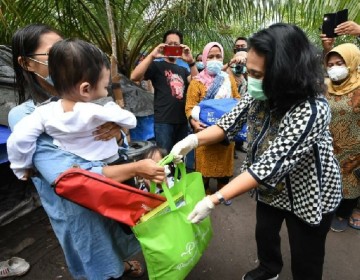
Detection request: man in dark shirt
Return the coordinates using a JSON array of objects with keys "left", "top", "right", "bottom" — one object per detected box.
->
[{"left": 131, "top": 30, "right": 198, "bottom": 153}]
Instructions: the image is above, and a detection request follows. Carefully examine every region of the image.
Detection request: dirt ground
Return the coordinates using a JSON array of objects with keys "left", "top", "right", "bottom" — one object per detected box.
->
[{"left": 1, "top": 151, "right": 360, "bottom": 280}]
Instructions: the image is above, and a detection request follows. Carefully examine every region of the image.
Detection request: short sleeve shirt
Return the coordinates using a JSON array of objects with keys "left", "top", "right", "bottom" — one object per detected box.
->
[{"left": 144, "top": 60, "right": 189, "bottom": 124}]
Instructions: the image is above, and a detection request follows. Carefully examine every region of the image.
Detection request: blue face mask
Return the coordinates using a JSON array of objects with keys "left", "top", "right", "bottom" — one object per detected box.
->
[
  {"left": 206, "top": 60, "right": 223, "bottom": 76},
  {"left": 196, "top": 62, "right": 204, "bottom": 71},
  {"left": 34, "top": 72, "right": 54, "bottom": 86},
  {"left": 45, "top": 75, "right": 54, "bottom": 86},
  {"left": 247, "top": 76, "right": 267, "bottom": 100}
]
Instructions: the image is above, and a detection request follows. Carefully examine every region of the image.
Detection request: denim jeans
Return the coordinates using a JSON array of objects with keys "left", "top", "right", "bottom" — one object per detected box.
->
[{"left": 154, "top": 123, "right": 189, "bottom": 153}]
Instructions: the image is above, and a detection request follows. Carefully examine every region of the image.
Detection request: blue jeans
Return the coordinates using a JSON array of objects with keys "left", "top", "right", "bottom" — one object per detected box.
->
[{"left": 154, "top": 123, "right": 189, "bottom": 153}]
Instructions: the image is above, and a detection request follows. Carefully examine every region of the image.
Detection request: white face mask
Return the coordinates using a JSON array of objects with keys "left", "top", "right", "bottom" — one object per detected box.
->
[{"left": 327, "top": 65, "right": 349, "bottom": 82}]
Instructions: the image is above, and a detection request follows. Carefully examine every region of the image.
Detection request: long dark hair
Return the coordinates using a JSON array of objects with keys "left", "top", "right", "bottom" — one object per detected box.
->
[
  {"left": 248, "top": 23, "right": 325, "bottom": 113},
  {"left": 11, "top": 24, "right": 62, "bottom": 104}
]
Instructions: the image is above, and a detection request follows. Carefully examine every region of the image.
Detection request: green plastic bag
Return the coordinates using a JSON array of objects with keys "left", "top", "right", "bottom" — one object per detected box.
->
[{"left": 132, "top": 155, "right": 213, "bottom": 280}]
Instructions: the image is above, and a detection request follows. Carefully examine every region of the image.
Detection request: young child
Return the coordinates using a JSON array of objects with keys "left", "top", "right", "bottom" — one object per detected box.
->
[
  {"left": 7, "top": 38, "right": 137, "bottom": 180},
  {"left": 138, "top": 146, "right": 174, "bottom": 193}
]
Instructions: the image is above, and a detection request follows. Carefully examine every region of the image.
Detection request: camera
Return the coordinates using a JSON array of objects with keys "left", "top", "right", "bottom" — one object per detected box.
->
[{"left": 231, "top": 63, "right": 246, "bottom": 75}]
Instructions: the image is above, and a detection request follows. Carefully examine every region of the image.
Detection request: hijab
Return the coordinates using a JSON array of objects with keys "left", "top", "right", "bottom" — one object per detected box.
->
[
  {"left": 325, "top": 43, "right": 360, "bottom": 95},
  {"left": 195, "top": 42, "right": 226, "bottom": 90}
]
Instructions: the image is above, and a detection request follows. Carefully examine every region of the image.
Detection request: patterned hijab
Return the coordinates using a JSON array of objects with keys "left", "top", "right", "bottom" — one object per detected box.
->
[
  {"left": 325, "top": 43, "right": 360, "bottom": 95},
  {"left": 195, "top": 42, "right": 225, "bottom": 89}
]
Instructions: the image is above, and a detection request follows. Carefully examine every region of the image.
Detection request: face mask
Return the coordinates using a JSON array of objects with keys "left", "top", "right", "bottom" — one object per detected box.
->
[
  {"left": 248, "top": 76, "right": 267, "bottom": 100},
  {"left": 34, "top": 72, "right": 54, "bottom": 86},
  {"left": 234, "top": 47, "right": 248, "bottom": 54},
  {"left": 327, "top": 66, "right": 349, "bottom": 82},
  {"left": 196, "top": 62, "right": 204, "bottom": 71},
  {"left": 45, "top": 75, "right": 54, "bottom": 86},
  {"left": 206, "top": 60, "right": 223, "bottom": 76}
]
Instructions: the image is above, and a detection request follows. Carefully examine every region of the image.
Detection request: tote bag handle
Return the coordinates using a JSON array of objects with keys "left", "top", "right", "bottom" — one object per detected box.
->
[{"left": 150, "top": 154, "right": 187, "bottom": 211}]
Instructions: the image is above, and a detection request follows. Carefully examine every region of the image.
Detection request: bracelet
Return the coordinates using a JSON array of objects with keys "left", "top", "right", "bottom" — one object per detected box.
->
[{"left": 188, "top": 61, "right": 196, "bottom": 67}]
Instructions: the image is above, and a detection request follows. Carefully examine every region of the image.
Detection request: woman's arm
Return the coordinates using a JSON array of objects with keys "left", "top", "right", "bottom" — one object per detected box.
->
[{"left": 102, "top": 159, "right": 165, "bottom": 183}]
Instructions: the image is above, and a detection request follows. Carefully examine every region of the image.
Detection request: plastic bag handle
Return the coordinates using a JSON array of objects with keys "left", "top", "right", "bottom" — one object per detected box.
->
[{"left": 150, "top": 154, "right": 187, "bottom": 211}]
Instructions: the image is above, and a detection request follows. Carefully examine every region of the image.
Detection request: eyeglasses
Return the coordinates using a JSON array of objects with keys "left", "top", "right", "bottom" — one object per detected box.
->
[
  {"left": 27, "top": 56, "right": 48, "bottom": 66},
  {"left": 26, "top": 52, "right": 49, "bottom": 57}
]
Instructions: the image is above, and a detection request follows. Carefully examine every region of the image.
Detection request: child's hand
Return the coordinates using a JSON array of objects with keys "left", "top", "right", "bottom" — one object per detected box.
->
[{"left": 21, "top": 169, "right": 33, "bottom": 180}]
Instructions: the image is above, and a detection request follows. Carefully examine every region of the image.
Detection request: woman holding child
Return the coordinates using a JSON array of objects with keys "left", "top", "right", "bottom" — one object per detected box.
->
[{"left": 9, "top": 23, "right": 165, "bottom": 280}]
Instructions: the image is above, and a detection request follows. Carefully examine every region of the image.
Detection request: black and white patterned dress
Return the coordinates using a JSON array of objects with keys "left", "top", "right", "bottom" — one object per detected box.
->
[{"left": 217, "top": 93, "right": 342, "bottom": 225}]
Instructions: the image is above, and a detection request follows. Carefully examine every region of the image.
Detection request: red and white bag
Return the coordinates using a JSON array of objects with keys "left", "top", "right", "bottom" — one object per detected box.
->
[{"left": 53, "top": 168, "right": 165, "bottom": 226}]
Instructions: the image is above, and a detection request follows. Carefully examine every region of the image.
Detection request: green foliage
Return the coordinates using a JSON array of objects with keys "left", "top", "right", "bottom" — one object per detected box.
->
[{"left": 0, "top": 0, "right": 358, "bottom": 76}]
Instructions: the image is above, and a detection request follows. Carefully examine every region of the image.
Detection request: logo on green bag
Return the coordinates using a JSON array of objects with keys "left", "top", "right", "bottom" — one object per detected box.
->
[{"left": 175, "top": 226, "right": 211, "bottom": 270}]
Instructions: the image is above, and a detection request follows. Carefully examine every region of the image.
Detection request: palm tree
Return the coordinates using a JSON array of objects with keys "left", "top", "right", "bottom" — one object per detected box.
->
[{"left": 0, "top": 0, "right": 358, "bottom": 76}]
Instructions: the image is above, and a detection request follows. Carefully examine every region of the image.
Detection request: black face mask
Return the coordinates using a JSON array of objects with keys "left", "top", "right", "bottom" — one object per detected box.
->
[{"left": 233, "top": 47, "right": 248, "bottom": 54}]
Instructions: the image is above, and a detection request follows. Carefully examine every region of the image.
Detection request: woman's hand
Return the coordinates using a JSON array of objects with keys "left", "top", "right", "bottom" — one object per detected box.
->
[
  {"left": 93, "top": 122, "right": 121, "bottom": 142},
  {"left": 190, "top": 118, "right": 207, "bottom": 133},
  {"left": 187, "top": 196, "right": 215, "bottom": 223},
  {"left": 135, "top": 159, "right": 165, "bottom": 184}
]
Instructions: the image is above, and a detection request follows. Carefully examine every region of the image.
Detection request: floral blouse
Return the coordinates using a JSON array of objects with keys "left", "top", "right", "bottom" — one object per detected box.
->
[
  {"left": 325, "top": 87, "right": 360, "bottom": 199},
  {"left": 217, "top": 93, "right": 342, "bottom": 225}
]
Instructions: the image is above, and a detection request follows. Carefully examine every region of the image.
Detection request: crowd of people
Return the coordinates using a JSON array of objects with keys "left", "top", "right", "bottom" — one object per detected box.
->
[{"left": 2, "top": 17, "right": 359, "bottom": 280}]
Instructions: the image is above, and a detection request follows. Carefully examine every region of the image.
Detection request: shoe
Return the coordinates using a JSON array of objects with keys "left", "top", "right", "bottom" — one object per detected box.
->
[
  {"left": 123, "top": 260, "right": 145, "bottom": 278},
  {"left": 238, "top": 146, "right": 248, "bottom": 153},
  {"left": 330, "top": 215, "right": 348, "bottom": 232},
  {"left": 224, "top": 200, "right": 232, "bottom": 206},
  {"left": 348, "top": 210, "right": 360, "bottom": 230},
  {"left": 235, "top": 142, "right": 248, "bottom": 153},
  {"left": 242, "top": 267, "right": 279, "bottom": 280},
  {"left": 0, "top": 257, "right": 30, "bottom": 278}
]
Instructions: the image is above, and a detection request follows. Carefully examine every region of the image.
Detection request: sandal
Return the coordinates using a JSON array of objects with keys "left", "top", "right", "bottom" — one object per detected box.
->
[
  {"left": 330, "top": 215, "right": 348, "bottom": 232},
  {"left": 349, "top": 210, "right": 360, "bottom": 230},
  {"left": 123, "top": 260, "right": 145, "bottom": 278},
  {"left": 0, "top": 257, "right": 30, "bottom": 278}
]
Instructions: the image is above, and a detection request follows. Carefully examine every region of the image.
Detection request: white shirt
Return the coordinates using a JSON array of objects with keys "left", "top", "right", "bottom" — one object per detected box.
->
[{"left": 7, "top": 100, "right": 136, "bottom": 179}]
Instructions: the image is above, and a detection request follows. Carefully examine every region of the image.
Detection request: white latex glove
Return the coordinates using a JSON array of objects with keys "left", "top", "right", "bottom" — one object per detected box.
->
[
  {"left": 170, "top": 134, "right": 198, "bottom": 163},
  {"left": 187, "top": 196, "right": 215, "bottom": 223},
  {"left": 191, "top": 105, "right": 200, "bottom": 121}
]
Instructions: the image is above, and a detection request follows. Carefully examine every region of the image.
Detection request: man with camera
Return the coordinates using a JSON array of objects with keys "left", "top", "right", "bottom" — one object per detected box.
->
[
  {"left": 130, "top": 29, "right": 198, "bottom": 154},
  {"left": 223, "top": 37, "right": 249, "bottom": 154}
]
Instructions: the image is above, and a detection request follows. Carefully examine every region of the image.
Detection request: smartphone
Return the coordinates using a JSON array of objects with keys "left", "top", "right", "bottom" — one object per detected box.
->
[
  {"left": 322, "top": 9, "right": 348, "bottom": 38},
  {"left": 336, "top": 9, "right": 348, "bottom": 26},
  {"left": 163, "top": 45, "right": 183, "bottom": 57},
  {"left": 322, "top": 13, "right": 336, "bottom": 38}
]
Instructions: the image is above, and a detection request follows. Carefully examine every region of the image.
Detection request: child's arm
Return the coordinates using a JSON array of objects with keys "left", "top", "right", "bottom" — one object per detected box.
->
[
  {"left": 101, "top": 102, "right": 137, "bottom": 129},
  {"left": 7, "top": 109, "right": 45, "bottom": 179}
]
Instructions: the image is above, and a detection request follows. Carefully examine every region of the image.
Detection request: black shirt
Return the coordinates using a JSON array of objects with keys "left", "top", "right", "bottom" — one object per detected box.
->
[{"left": 144, "top": 60, "right": 189, "bottom": 124}]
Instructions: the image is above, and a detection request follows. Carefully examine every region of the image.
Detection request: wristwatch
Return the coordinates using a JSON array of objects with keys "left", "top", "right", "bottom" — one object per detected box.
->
[
  {"left": 215, "top": 191, "right": 225, "bottom": 204},
  {"left": 188, "top": 61, "right": 196, "bottom": 67}
]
